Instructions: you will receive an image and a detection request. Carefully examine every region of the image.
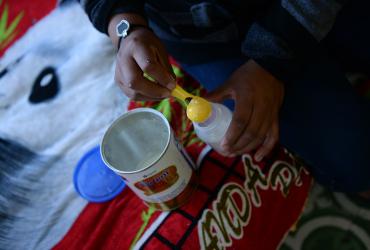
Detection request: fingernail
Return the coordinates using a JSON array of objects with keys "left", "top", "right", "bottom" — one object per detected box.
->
[
  {"left": 168, "top": 75, "right": 176, "bottom": 88},
  {"left": 255, "top": 154, "right": 263, "bottom": 162},
  {"left": 167, "top": 81, "right": 176, "bottom": 89},
  {"left": 162, "top": 91, "right": 170, "bottom": 98},
  {"left": 223, "top": 145, "right": 230, "bottom": 153}
]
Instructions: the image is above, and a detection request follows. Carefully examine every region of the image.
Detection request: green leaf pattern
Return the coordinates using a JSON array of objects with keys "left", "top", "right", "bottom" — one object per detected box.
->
[{"left": 0, "top": 1, "right": 24, "bottom": 50}]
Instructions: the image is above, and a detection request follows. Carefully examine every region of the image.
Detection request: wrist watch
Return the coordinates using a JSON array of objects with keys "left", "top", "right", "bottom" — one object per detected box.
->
[{"left": 116, "top": 19, "right": 151, "bottom": 50}]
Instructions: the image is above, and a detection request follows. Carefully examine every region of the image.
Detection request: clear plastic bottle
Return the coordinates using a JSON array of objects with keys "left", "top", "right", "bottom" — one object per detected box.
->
[{"left": 192, "top": 103, "right": 232, "bottom": 154}]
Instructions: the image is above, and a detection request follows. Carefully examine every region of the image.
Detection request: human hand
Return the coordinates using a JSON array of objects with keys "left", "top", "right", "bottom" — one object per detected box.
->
[
  {"left": 206, "top": 59, "right": 284, "bottom": 161},
  {"left": 109, "top": 14, "right": 176, "bottom": 101}
]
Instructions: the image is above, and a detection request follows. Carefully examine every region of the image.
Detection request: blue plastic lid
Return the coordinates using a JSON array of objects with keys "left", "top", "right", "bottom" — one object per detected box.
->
[{"left": 73, "top": 146, "right": 126, "bottom": 202}]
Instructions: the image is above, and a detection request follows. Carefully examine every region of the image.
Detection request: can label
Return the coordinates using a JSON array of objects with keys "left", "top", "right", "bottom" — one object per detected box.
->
[
  {"left": 121, "top": 133, "right": 196, "bottom": 210},
  {"left": 134, "top": 165, "right": 179, "bottom": 196}
]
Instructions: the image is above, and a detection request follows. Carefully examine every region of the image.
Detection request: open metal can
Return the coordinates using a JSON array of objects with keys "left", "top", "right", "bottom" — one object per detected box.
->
[{"left": 101, "top": 108, "right": 197, "bottom": 210}]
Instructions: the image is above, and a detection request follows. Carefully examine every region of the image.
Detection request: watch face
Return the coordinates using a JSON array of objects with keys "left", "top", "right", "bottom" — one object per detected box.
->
[{"left": 116, "top": 20, "right": 130, "bottom": 37}]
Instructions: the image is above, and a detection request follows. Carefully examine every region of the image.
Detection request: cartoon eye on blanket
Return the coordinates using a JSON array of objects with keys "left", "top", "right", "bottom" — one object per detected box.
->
[{"left": 29, "top": 66, "right": 59, "bottom": 104}]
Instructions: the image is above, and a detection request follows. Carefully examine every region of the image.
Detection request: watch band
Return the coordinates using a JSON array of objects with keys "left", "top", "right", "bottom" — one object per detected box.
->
[{"left": 117, "top": 24, "right": 153, "bottom": 50}]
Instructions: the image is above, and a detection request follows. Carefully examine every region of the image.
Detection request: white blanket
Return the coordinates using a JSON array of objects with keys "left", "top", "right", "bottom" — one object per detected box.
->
[{"left": 0, "top": 3, "right": 127, "bottom": 249}]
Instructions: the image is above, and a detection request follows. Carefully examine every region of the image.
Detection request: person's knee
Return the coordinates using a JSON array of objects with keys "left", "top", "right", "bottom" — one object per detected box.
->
[{"left": 311, "top": 152, "right": 370, "bottom": 193}]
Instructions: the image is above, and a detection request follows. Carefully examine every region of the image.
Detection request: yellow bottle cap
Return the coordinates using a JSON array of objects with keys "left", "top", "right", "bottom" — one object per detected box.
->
[
  {"left": 171, "top": 85, "right": 212, "bottom": 123},
  {"left": 186, "top": 97, "right": 212, "bottom": 123}
]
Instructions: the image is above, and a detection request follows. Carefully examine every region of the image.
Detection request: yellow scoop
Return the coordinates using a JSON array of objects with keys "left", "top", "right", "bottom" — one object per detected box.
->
[{"left": 171, "top": 85, "right": 212, "bottom": 123}]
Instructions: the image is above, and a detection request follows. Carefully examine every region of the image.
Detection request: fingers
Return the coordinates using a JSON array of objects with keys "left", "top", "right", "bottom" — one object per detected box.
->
[
  {"left": 117, "top": 57, "right": 171, "bottom": 99},
  {"left": 115, "top": 29, "right": 175, "bottom": 101},
  {"left": 231, "top": 104, "right": 272, "bottom": 154},
  {"left": 254, "top": 119, "right": 279, "bottom": 162},
  {"left": 133, "top": 44, "right": 175, "bottom": 90},
  {"left": 205, "top": 83, "right": 232, "bottom": 103},
  {"left": 156, "top": 45, "right": 176, "bottom": 80},
  {"left": 221, "top": 94, "right": 253, "bottom": 152},
  {"left": 221, "top": 92, "right": 277, "bottom": 157},
  {"left": 211, "top": 59, "right": 283, "bottom": 159},
  {"left": 119, "top": 84, "right": 164, "bottom": 101}
]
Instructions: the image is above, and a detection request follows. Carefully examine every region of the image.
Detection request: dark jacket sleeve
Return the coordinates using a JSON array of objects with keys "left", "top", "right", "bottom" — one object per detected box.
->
[
  {"left": 78, "top": 0, "right": 146, "bottom": 34},
  {"left": 242, "top": 0, "right": 346, "bottom": 82}
]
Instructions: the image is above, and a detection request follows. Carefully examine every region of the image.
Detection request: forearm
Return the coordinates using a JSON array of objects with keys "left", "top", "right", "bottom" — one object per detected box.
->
[
  {"left": 242, "top": 0, "right": 346, "bottom": 81},
  {"left": 281, "top": 0, "right": 345, "bottom": 42}
]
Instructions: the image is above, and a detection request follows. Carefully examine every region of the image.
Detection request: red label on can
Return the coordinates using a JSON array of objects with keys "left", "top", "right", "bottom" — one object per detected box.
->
[{"left": 134, "top": 165, "right": 179, "bottom": 196}]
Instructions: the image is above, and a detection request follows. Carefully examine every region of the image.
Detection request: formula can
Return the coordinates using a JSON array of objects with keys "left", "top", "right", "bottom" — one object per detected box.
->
[{"left": 101, "top": 108, "right": 197, "bottom": 210}]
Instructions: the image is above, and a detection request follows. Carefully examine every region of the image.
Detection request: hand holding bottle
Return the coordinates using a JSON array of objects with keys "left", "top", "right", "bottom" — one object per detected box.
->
[{"left": 206, "top": 59, "right": 284, "bottom": 161}]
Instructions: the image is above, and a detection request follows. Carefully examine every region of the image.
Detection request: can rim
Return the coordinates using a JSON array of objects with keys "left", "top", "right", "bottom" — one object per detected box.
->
[{"left": 100, "top": 108, "right": 171, "bottom": 175}]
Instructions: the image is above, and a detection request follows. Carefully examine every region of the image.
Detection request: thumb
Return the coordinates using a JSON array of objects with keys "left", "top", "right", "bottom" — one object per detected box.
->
[{"left": 204, "top": 83, "right": 231, "bottom": 103}]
